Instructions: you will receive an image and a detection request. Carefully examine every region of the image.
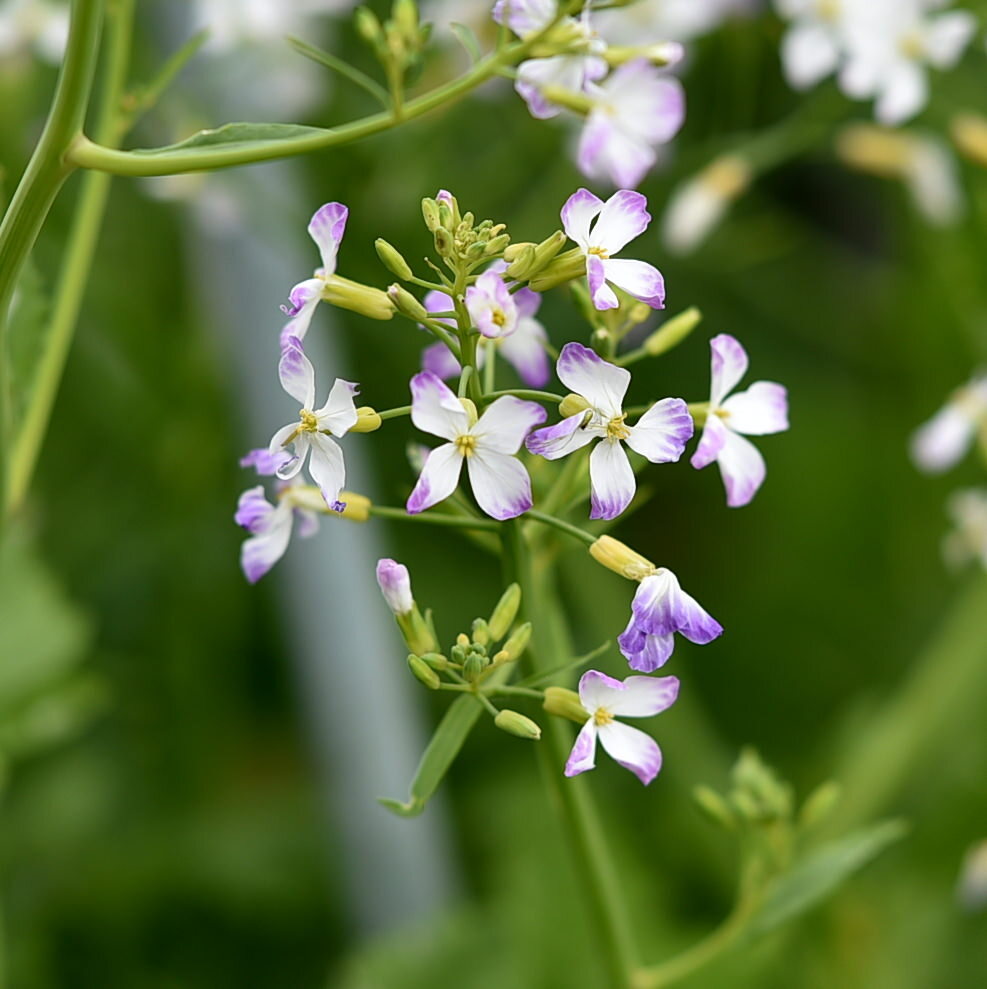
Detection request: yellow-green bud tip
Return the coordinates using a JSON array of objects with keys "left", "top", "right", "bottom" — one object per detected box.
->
[
  {"left": 494, "top": 710, "right": 541, "bottom": 740},
  {"left": 589, "top": 536, "right": 657, "bottom": 581},
  {"left": 407, "top": 654, "right": 440, "bottom": 690},
  {"left": 543, "top": 687, "right": 588, "bottom": 724}
]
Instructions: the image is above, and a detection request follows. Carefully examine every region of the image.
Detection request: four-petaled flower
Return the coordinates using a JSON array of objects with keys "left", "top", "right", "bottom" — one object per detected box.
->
[
  {"left": 407, "top": 371, "right": 547, "bottom": 520},
  {"left": 910, "top": 372, "right": 987, "bottom": 474},
  {"left": 617, "top": 567, "right": 723, "bottom": 672},
  {"left": 526, "top": 342, "right": 693, "bottom": 520},
  {"left": 562, "top": 188, "right": 667, "bottom": 311},
  {"left": 465, "top": 269, "right": 518, "bottom": 339},
  {"left": 691, "top": 334, "right": 789, "bottom": 508},
  {"left": 565, "top": 671, "right": 680, "bottom": 785},
  {"left": 268, "top": 335, "right": 358, "bottom": 509}
]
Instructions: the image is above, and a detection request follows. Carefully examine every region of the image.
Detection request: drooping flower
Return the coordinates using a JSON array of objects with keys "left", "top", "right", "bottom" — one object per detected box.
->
[
  {"left": 577, "top": 59, "right": 685, "bottom": 189},
  {"left": 564, "top": 671, "right": 680, "bottom": 785},
  {"left": 526, "top": 343, "right": 692, "bottom": 520},
  {"left": 235, "top": 481, "right": 323, "bottom": 583},
  {"left": 617, "top": 567, "right": 723, "bottom": 672},
  {"left": 943, "top": 489, "right": 987, "bottom": 572},
  {"left": 910, "top": 373, "right": 987, "bottom": 474},
  {"left": 465, "top": 269, "right": 518, "bottom": 339},
  {"left": 561, "top": 188, "right": 667, "bottom": 311},
  {"left": 406, "top": 372, "right": 546, "bottom": 519},
  {"left": 280, "top": 202, "right": 393, "bottom": 343},
  {"left": 691, "top": 334, "right": 789, "bottom": 508},
  {"left": 376, "top": 559, "right": 414, "bottom": 615},
  {"left": 267, "top": 335, "right": 358, "bottom": 508}
]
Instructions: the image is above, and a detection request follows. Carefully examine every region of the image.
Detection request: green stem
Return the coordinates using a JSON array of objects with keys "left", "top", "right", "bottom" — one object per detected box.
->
[
  {"left": 506, "top": 519, "right": 638, "bottom": 989},
  {"left": 6, "top": 0, "right": 132, "bottom": 517},
  {"left": 481, "top": 388, "right": 564, "bottom": 404},
  {"left": 526, "top": 509, "right": 596, "bottom": 546},
  {"left": 483, "top": 340, "right": 496, "bottom": 394},
  {"left": 0, "top": 0, "right": 104, "bottom": 499},
  {"left": 368, "top": 505, "right": 499, "bottom": 530},
  {"left": 378, "top": 405, "right": 412, "bottom": 420},
  {"left": 515, "top": 640, "right": 612, "bottom": 688}
]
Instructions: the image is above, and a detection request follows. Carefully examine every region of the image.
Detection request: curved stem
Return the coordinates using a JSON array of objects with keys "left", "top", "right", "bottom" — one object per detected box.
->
[
  {"left": 368, "top": 505, "right": 499, "bottom": 531},
  {"left": 481, "top": 388, "right": 564, "bottom": 404},
  {"left": 526, "top": 509, "right": 596, "bottom": 546}
]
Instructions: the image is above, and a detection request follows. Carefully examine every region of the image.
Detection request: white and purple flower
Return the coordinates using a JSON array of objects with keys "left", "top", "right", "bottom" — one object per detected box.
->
[
  {"left": 465, "top": 269, "right": 518, "bottom": 339},
  {"left": 564, "top": 671, "right": 680, "bottom": 785},
  {"left": 578, "top": 59, "right": 685, "bottom": 189},
  {"left": 526, "top": 343, "right": 692, "bottom": 520},
  {"left": 691, "top": 334, "right": 789, "bottom": 508},
  {"left": 376, "top": 558, "right": 414, "bottom": 615},
  {"left": 562, "top": 188, "right": 667, "bottom": 311},
  {"left": 267, "top": 335, "right": 359, "bottom": 509},
  {"left": 406, "top": 372, "right": 546, "bottom": 520},
  {"left": 910, "top": 373, "right": 987, "bottom": 474},
  {"left": 617, "top": 567, "right": 723, "bottom": 672}
]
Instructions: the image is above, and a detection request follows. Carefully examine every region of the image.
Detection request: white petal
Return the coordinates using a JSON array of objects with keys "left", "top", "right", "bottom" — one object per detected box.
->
[
  {"left": 589, "top": 440, "right": 636, "bottom": 520},
  {"left": 905, "top": 138, "right": 962, "bottom": 227},
  {"left": 577, "top": 669, "right": 628, "bottom": 711},
  {"left": 690, "top": 413, "right": 727, "bottom": 471},
  {"left": 406, "top": 443, "right": 463, "bottom": 513},
  {"left": 270, "top": 423, "right": 305, "bottom": 479},
  {"left": 561, "top": 188, "right": 604, "bottom": 249},
  {"left": 317, "top": 378, "right": 359, "bottom": 436},
  {"left": 307, "top": 432, "right": 346, "bottom": 507},
  {"left": 525, "top": 412, "right": 597, "bottom": 460},
  {"left": 587, "top": 253, "right": 620, "bottom": 311},
  {"left": 781, "top": 23, "right": 840, "bottom": 90},
  {"left": 590, "top": 189, "right": 651, "bottom": 255},
  {"left": 279, "top": 279, "right": 323, "bottom": 345},
  {"left": 473, "top": 396, "right": 547, "bottom": 454},
  {"left": 279, "top": 337, "right": 316, "bottom": 408},
  {"left": 498, "top": 317, "right": 551, "bottom": 387},
  {"left": 708, "top": 333, "right": 749, "bottom": 407},
  {"left": 597, "top": 721, "right": 663, "bottom": 785},
  {"left": 600, "top": 258, "right": 665, "bottom": 309},
  {"left": 579, "top": 115, "right": 658, "bottom": 190},
  {"left": 240, "top": 506, "right": 294, "bottom": 583},
  {"left": 875, "top": 60, "right": 927, "bottom": 126},
  {"left": 717, "top": 429, "right": 767, "bottom": 508},
  {"left": 556, "top": 342, "right": 630, "bottom": 417},
  {"left": 625, "top": 397, "right": 693, "bottom": 462},
  {"left": 410, "top": 371, "right": 470, "bottom": 441},
  {"left": 720, "top": 381, "right": 789, "bottom": 435},
  {"left": 308, "top": 202, "right": 348, "bottom": 276},
  {"left": 564, "top": 720, "right": 598, "bottom": 777},
  {"left": 607, "top": 675, "right": 680, "bottom": 718},
  {"left": 910, "top": 403, "right": 975, "bottom": 473},
  {"left": 924, "top": 11, "right": 976, "bottom": 69},
  {"left": 467, "top": 449, "right": 533, "bottom": 520}
]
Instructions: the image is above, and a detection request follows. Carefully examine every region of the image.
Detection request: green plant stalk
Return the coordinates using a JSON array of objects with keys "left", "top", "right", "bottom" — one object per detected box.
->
[
  {"left": 368, "top": 506, "right": 499, "bottom": 530},
  {"left": 0, "top": 0, "right": 104, "bottom": 502},
  {"left": 6, "top": 0, "right": 133, "bottom": 518},
  {"left": 506, "top": 518, "right": 638, "bottom": 989}
]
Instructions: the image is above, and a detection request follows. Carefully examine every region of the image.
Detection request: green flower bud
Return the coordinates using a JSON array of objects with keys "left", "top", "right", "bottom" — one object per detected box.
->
[
  {"left": 392, "top": 0, "right": 419, "bottom": 43},
  {"left": 484, "top": 233, "right": 511, "bottom": 257},
  {"left": 375, "top": 238, "right": 414, "bottom": 280},
  {"left": 350, "top": 407, "right": 382, "bottom": 433},
  {"left": 422, "top": 198, "right": 442, "bottom": 231},
  {"left": 466, "top": 241, "right": 488, "bottom": 260},
  {"left": 320, "top": 274, "right": 395, "bottom": 320},
  {"left": 543, "top": 687, "right": 588, "bottom": 724},
  {"left": 692, "top": 785, "right": 736, "bottom": 830},
  {"left": 589, "top": 535, "right": 656, "bottom": 581},
  {"left": 558, "top": 393, "right": 591, "bottom": 419},
  {"left": 434, "top": 227, "right": 455, "bottom": 257},
  {"left": 471, "top": 618, "right": 490, "bottom": 646},
  {"left": 419, "top": 652, "right": 449, "bottom": 670},
  {"left": 528, "top": 248, "right": 586, "bottom": 292},
  {"left": 529, "top": 230, "right": 567, "bottom": 273},
  {"left": 407, "top": 654, "right": 440, "bottom": 690},
  {"left": 450, "top": 643, "right": 468, "bottom": 665},
  {"left": 387, "top": 284, "right": 428, "bottom": 321},
  {"left": 498, "top": 622, "right": 531, "bottom": 663},
  {"left": 487, "top": 583, "right": 521, "bottom": 642},
  {"left": 505, "top": 244, "right": 538, "bottom": 280},
  {"left": 643, "top": 306, "right": 701, "bottom": 357},
  {"left": 503, "top": 241, "right": 536, "bottom": 262},
  {"left": 687, "top": 402, "right": 710, "bottom": 428},
  {"left": 355, "top": 6, "right": 385, "bottom": 49},
  {"left": 462, "top": 653, "right": 488, "bottom": 683},
  {"left": 798, "top": 780, "right": 841, "bottom": 829},
  {"left": 396, "top": 605, "right": 438, "bottom": 656},
  {"left": 494, "top": 710, "right": 542, "bottom": 740}
]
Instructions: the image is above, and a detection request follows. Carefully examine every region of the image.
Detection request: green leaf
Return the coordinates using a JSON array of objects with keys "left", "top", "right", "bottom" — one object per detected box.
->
[
  {"left": 7, "top": 257, "right": 51, "bottom": 429},
  {"left": 128, "top": 122, "right": 327, "bottom": 158},
  {"left": 378, "top": 693, "right": 484, "bottom": 818},
  {"left": 449, "top": 23, "right": 482, "bottom": 65},
  {"left": 750, "top": 819, "right": 908, "bottom": 935}
]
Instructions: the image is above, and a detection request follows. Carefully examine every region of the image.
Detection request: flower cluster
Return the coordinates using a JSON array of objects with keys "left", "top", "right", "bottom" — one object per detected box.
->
[{"left": 237, "top": 186, "right": 791, "bottom": 788}]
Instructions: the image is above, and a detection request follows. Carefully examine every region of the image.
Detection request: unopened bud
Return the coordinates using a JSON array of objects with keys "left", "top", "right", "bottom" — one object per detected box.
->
[
  {"left": 355, "top": 6, "right": 385, "bottom": 48},
  {"left": 387, "top": 283, "right": 428, "bottom": 321},
  {"left": 662, "top": 156, "right": 751, "bottom": 255},
  {"left": 456, "top": 632, "right": 470, "bottom": 648},
  {"left": 392, "top": 0, "right": 418, "bottom": 40},
  {"left": 434, "top": 227, "right": 455, "bottom": 257},
  {"left": 503, "top": 241, "right": 536, "bottom": 263},
  {"left": 376, "top": 558, "right": 413, "bottom": 615},
  {"left": 589, "top": 536, "right": 656, "bottom": 581},
  {"left": 419, "top": 652, "right": 449, "bottom": 670},
  {"left": 504, "top": 244, "right": 538, "bottom": 280},
  {"left": 407, "top": 654, "right": 440, "bottom": 690},
  {"left": 530, "top": 230, "right": 567, "bottom": 272},
  {"left": 498, "top": 622, "right": 531, "bottom": 663},
  {"left": 692, "top": 785, "right": 736, "bottom": 830},
  {"left": 605, "top": 41, "right": 684, "bottom": 68},
  {"left": 375, "top": 238, "right": 413, "bottom": 280},
  {"left": 836, "top": 123, "right": 912, "bottom": 178},
  {"left": 528, "top": 248, "right": 586, "bottom": 292},
  {"left": 335, "top": 491, "right": 371, "bottom": 521},
  {"left": 494, "top": 710, "right": 542, "bottom": 740},
  {"left": 951, "top": 113, "right": 987, "bottom": 168},
  {"left": 351, "top": 407, "right": 382, "bottom": 433},
  {"left": 687, "top": 402, "right": 709, "bottom": 428},
  {"left": 798, "top": 780, "right": 841, "bottom": 829},
  {"left": 471, "top": 618, "right": 490, "bottom": 646},
  {"left": 558, "top": 393, "right": 591, "bottom": 418},
  {"left": 322, "top": 274, "right": 395, "bottom": 320},
  {"left": 422, "top": 197, "right": 441, "bottom": 231},
  {"left": 543, "top": 687, "right": 588, "bottom": 724},
  {"left": 462, "top": 653, "right": 488, "bottom": 682},
  {"left": 483, "top": 233, "right": 511, "bottom": 256},
  {"left": 397, "top": 606, "right": 438, "bottom": 656},
  {"left": 644, "top": 306, "right": 701, "bottom": 357},
  {"left": 487, "top": 583, "right": 521, "bottom": 642}
]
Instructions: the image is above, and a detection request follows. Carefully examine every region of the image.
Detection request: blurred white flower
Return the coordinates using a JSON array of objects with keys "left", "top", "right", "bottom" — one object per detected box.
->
[
  {"left": 661, "top": 155, "right": 752, "bottom": 254},
  {"left": 910, "top": 373, "right": 987, "bottom": 474},
  {"left": 190, "top": 0, "right": 353, "bottom": 52},
  {"left": 943, "top": 489, "right": 987, "bottom": 572},
  {"left": 0, "top": 0, "right": 68, "bottom": 62},
  {"left": 595, "top": 0, "right": 749, "bottom": 45}
]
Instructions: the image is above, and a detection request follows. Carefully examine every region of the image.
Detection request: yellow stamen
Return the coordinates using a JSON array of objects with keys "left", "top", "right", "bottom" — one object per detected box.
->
[
  {"left": 492, "top": 309, "right": 506, "bottom": 327},
  {"left": 299, "top": 409, "right": 319, "bottom": 432},
  {"left": 606, "top": 414, "right": 630, "bottom": 441},
  {"left": 594, "top": 707, "right": 614, "bottom": 726},
  {"left": 455, "top": 433, "right": 477, "bottom": 457},
  {"left": 588, "top": 246, "right": 610, "bottom": 259}
]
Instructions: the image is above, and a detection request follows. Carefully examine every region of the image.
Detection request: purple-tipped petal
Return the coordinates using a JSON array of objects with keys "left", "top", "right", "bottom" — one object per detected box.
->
[
  {"left": 466, "top": 270, "right": 517, "bottom": 339},
  {"left": 235, "top": 486, "right": 274, "bottom": 534},
  {"left": 626, "top": 397, "right": 693, "bottom": 463},
  {"left": 577, "top": 669, "right": 627, "bottom": 710},
  {"left": 513, "top": 286, "right": 542, "bottom": 320},
  {"left": 587, "top": 253, "right": 620, "bottom": 310},
  {"left": 717, "top": 429, "right": 767, "bottom": 508},
  {"left": 279, "top": 336, "right": 316, "bottom": 408},
  {"left": 467, "top": 449, "right": 534, "bottom": 520},
  {"left": 406, "top": 443, "right": 463, "bottom": 514},
  {"left": 279, "top": 278, "right": 323, "bottom": 344},
  {"left": 709, "top": 333, "right": 749, "bottom": 407},
  {"left": 307, "top": 432, "right": 346, "bottom": 507},
  {"left": 630, "top": 570, "right": 689, "bottom": 636},
  {"left": 721, "top": 381, "right": 789, "bottom": 436},
  {"left": 410, "top": 371, "right": 470, "bottom": 442},
  {"left": 308, "top": 202, "right": 348, "bottom": 275},
  {"left": 525, "top": 412, "right": 596, "bottom": 460},
  {"left": 578, "top": 114, "right": 657, "bottom": 190},
  {"left": 690, "top": 414, "right": 728, "bottom": 471},
  {"left": 270, "top": 423, "right": 305, "bottom": 480},
  {"left": 421, "top": 341, "right": 463, "bottom": 379},
  {"left": 561, "top": 188, "right": 604, "bottom": 249},
  {"left": 473, "top": 396, "right": 547, "bottom": 454},
  {"left": 500, "top": 322, "right": 551, "bottom": 387},
  {"left": 591, "top": 190, "right": 651, "bottom": 255},
  {"left": 240, "top": 448, "right": 292, "bottom": 476},
  {"left": 618, "top": 618, "right": 675, "bottom": 673},
  {"left": 317, "top": 378, "right": 360, "bottom": 436},
  {"left": 556, "top": 342, "right": 630, "bottom": 415},
  {"left": 239, "top": 502, "right": 293, "bottom": 583},
  {"left": 597, "top": 721, "right": 663, "bottom": 785},
  {"left": 589, "top": 440, "right": 636, "bottom": 520},
  {"left": 601, "top": 258, "right": 665, "bottom": 309},
  {"left": 564, "top": 720, "right": 598, "bottom": 777},
  {"left": 376, "top": 558, "right": 413, "bottom": 614}
]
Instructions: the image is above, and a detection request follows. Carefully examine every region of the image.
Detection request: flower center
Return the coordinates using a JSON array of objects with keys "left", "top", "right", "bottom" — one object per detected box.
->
[
  {"left": 816, "top": 0, "right": 839, "bottom": 21},
  {"left": 299, "top": 409, "right": 319, "bottom": 432},
  {"left": 588, "top": 246, "right": 610, "bottom": 259},
  {"left": 491, "top": 309, "right": 506, "bottom": 327},
  {"left": 899, "top": 31, "right": 924, "bottom": 59},
  {"left": 594, "top": 707, "right": 614, "bottom": 727},
  {"left": 714, "top": 407, "right": 731, "bottom": 420},
  {"left": 455, "top": 433, "right": 477, "bottom": 457},
  {"left": 606, "top": 414, "right": 630, "bottom": 441}
]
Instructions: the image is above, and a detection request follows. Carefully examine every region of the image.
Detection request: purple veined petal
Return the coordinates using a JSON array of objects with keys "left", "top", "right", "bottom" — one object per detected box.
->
[
  {"left": 293, "top": 508, "right": 320, "bottom": 540},
  {"left": 622, "top": 629, "right": 676, "bottom": 674},
  {"left": 406, "top": 442, "right": 464, "bottom": 514},
  {"left": 690, "top": 413, "right": 728, "bottom": 471},
  {"left": 577, "top": 668, "right": 625, "bottom": 711},
  {"left": 716, "top": 428, "right": 766, "bottom": 508},
  {"left": 525, "top": 411, "right": 596, "bottom": 460},
  {"left": 270, "top": 423, "right": 306, "bottom": 479},
  {"left": 626, "top": 397, "right": 693, "bottom": 462},
  {"left": 307, "top": 432, "right": 346, "bottom": 507},
  {"left": 601, "top": 60, "right": 684, "bottom": 146},
  {"left": 590, "top": 189, "right": 651, "bottom": 255},
  {"left": 235, "top": 486, "right": 275, "bottom": 534},
  {"left": 240, "top": 448, "right": 292, "bottom": 476},
  {"left": 564, "top": 720, "right": 598, "bottom": 777},
  {"left": 473, "top": 396, "right": 548, "bottom": 454},
  {"left": 597, "top": 721, "right": 662, "bottom": 785},
  {"left": 279, "top": 335, "right": 317, "bottom": 408},
  {"left": 709, "top": 333, "right": 749, "bottom": 407},
  {"left": 587, "top": 253, "right": 620, "bottom": 311},
  {"left": 421, "top": 341, "right": 463, "bottom": 379},
  {"left": 467, "top": 448, "right": 534, "bottom": 520},
  {"left": 581, "top": 119, "right": 658, "bottom": 191},
  {"left": 671, "top": 585, "right": 724, "bottom": 645},
  {"left": 556, "top": 341, "right": 630, "bottom": 415},
  {"left": 589, "top": 439, "right": 636, "bottom": 520},
  {"left": 630, "top": 569, "right": 688, "bottom": 636},
  {"left": 410, "top": 371, "right": 471, "bottom": 441},
  {"left": 240, "top": 503, "right": 294, "bottom": 583},
  {"left": 781, "top": 21, "right": 841, "bottom": 90},
  {"left": 513, "top": 286, "right": 542, "bottom": 320},
  {"left": 499, "top": 318, "right": 551, "bottom": 387},
  {"left": 875, "top": 58, "right": 927, "bottom": 127},
  {"left": 279, "top": 278, "right": 323, "bottom": 345},
  {"left": 607, "top": 674, "right": 680, "bottom": 719},
  {"left": 601, "top": 257, "right": 665, "bottom": 310},
  {"left": 308, "top": 202, "right": 348, "bottom": 276},
  {"left": 910, "top": 403, "right": 976, "bottom": 474},
  {"left": 561, "top": 187, "right": 604, "bottom": 249},
  {"left": 317, "top": 378, "right": 360, "bottom": 436},
  {"left": 423, "top": 288, "right": 455, "bottom": 325},
  {"left": 720, "top": 381, "right": 789, "bottom": 436}
]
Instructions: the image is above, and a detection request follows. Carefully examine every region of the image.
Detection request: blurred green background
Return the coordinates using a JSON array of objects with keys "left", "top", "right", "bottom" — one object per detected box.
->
[{"left": 2, "top": 2, "right": 986, "bottom": 987}]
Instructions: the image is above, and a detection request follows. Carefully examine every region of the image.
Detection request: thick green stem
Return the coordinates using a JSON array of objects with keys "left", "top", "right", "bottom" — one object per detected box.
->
[
  {"left": 506, "top": 519, "right": 638, "bottom": 989},
  {"left": 0, "top": 0, "right": 104, "bottom": 499},
  {"left": 6, "top": 0, "right": 132, "bottom": 517},
  {"left": 368, "top": 505, "right": 499, "bottom": 530}
]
